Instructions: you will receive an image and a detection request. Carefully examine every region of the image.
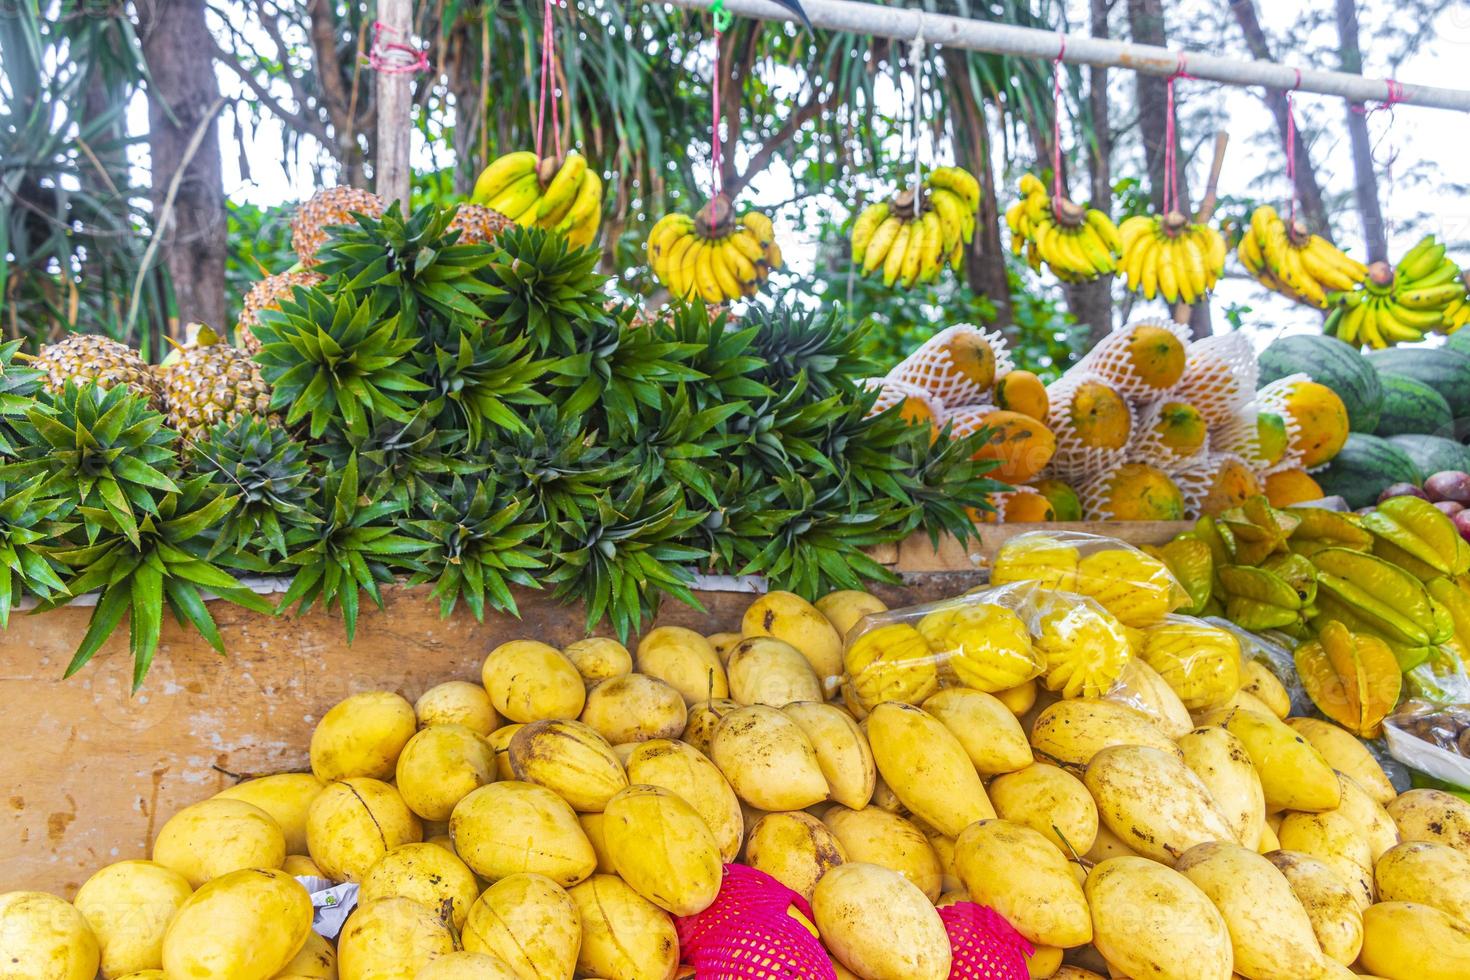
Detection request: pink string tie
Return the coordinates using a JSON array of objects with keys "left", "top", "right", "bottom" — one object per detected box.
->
[
  {"left": 369, "top": 21, "right": 429, "bottom": 75},
  {"left": 1162, "top": 53, "right": 1195, "bottom": 216},
  {"left": 1051, "top": 34, "right": 1067, "bottom": 216}
]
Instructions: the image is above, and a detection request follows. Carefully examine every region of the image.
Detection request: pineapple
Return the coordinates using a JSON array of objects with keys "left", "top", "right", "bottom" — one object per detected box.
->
[
  {"left": 191, "top": 415, "right": 318, "bottom": 560},
  {"left": 448, "top": 203, "right": 513, "bottom": 245},
  {"left": 155, "top": 325, "right": 273, "bottom": 440},
  {"left": 30, "top": 334, "right": 162, "bottom": 410},
  {"left": 291, "top": 186, "right": 385, "bottom": 266},
  {"left": 236, "top": 270, "right": 325, "bottom": 354}
]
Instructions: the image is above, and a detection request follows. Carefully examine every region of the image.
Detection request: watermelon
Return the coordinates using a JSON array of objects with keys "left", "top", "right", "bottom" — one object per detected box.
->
[
  {"left": 1258, "top": 333, "right": 1383, "bottom": 432},
  {"left": 1365, "top": 347, "right": 1470, "bottom": 419},
  {"left": 1375, "top": 374, "right": 1454, "bottom": 437},
  {"left": 1313, "top": 432, "right": 1423, "bottom": 509},
  {"left": 1387, "top": 434, "right": 1470, "bottom": 478},
  {"left": 1447, "top": 330, "right": 1470, "bottom": 359}
]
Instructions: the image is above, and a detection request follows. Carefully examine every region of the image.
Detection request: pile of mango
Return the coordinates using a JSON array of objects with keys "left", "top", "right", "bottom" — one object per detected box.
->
[{"left": 6, "top": 577, "right": 1470, "bottom": 979}]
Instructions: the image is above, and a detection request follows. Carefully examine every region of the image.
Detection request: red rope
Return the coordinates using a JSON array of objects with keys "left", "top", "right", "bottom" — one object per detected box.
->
[
  {"left": 1351, "top": 77, "right": 1404, "bottom": 176},
  {"left": 1285, "top": 68, "right": 1301, "bottom": 223},
  {"left": 535, "top": 0, "right": 563, "bottom": 160},
  {"left": 1162, "top": 53, "right": 1194, "bottom": 216},
  {"left": 1051, "top": 34, "right": 1066, "bottom": 215},
  {"left": 369, "top": 21, "right": 429, "bottom": 75},
  {"left": 711, "top": 27, "right": 724, "bottom": 210}
]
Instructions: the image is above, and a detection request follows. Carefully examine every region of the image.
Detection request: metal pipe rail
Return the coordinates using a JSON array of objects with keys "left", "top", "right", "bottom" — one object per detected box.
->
[{"left": 665, "top": 0, "right": 1470, "bottom": 112}]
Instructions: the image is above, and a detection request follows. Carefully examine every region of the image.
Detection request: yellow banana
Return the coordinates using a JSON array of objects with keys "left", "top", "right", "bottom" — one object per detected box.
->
[
  {"left": 486, "top": 172, "right": 541, "bottom": 221},
  {"left": 765, "top": 240, "right": 783, "bottom": 271},
  {"left": 1148, "top": 237, "right": 1170, "bottom": 301},
  {"left": 928, "top": 190, "right": 966, "bottom": 250},
  {"left": 918, "top": 210, "right": 944, "bottom": 283},
  {"left": 1336, "top": 300, "right": 1366, "bottom": 345},
  {"left": 472, "top": 151, "right": 538, "bottom": 204},
  {"left": 728, "top": 228, "right": 767, "bottom": 267},
  {"left": 1085, "top": 209, "right": 1123, "bottom": 254},
  {"left": 899, "top": 219, "right": 925, "bottom": 287},
  {"left": 693, "top": 242, "right": 724, "bottom": 304},
  {"left": 928, "top": 166, "right": 981, "bottom": 211},
  {"left": 722, "top": 239, "right": 761, "bottom": 294},
  {"left": 1359, "top": 300, "right": 1386, "bottom": 348},
  {"left": 863, "top": 217, "right": 902, "bottom": 276},
  {"left": 648, "top": 214, "right": 694, "bottom": 262},
  {"left": 850, "top": 203, "right": 890, "bottom": 266},
  {"left": 1178, "top": 235, "right": 1208, "bottom": 299},
  {"left": 536, "top": 152, "right": 587, "bottom": 220},
  {"left": 555, "top": 169, "right": 602, "bottom": 235},
  {"left": 676, "top": 236, "right": 706, "bottom": 299},
  {"left": 708, "top": 239, "right": 744, "bottom": 300},
  {"left": 883, "top": 223, "right": 912, "bottom": 288},
  {"left": 741, "top": 211, "right": 774, "bottom": 247}
]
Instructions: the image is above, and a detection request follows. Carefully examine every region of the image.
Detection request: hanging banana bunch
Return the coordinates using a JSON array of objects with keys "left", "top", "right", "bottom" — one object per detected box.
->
[
  {"left": 1326, "top": 236, "right": 1468, "bottom": 347},
  {"left": 850, "top": 166, "right": 979, "bottom": 290},
  {"left": 1236, "top": 205, "right": 1367, "bottom": 308},
  {"left": 1006, "top": 173, "right": 1123, "bottom": 283},
  {"left": 646, "top": 196, "right": 782, "bottom": 304},
  {"left": 470, "top": 150, "right": 603, "bottom": 247},
  {"left": 1118, "top": 210, "right": 1227, "bottom": 305}
]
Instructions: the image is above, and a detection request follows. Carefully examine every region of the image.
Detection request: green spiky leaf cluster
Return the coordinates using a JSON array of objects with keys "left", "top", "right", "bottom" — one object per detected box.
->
[{"left": 0, "top": 204, "right": 1007, "bottom": 679}]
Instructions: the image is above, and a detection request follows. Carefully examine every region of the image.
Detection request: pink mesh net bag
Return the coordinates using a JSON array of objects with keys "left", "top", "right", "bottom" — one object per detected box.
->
[
  {"left": 938, "top": 902, "right": 1034, "bottom": 980},
  {"left": 676, "top": 864, "right": 836, "bottom": 980}
]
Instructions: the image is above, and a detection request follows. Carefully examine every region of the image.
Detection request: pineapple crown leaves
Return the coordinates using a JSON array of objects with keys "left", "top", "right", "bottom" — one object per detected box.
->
[
  {"left": 314, "top": 409, "right": 475, "bottom": 511},
  {"left": 189, "top": 416, "right": 321, "bottom": 562},
  {"left": 47, "top": 473, "right": 273, "bottom": 690},
  {"left": 418, "top": 318, "right": 551, "bottom": 443},
  {"left": 648, "top": 303, "right": 773, "bottom": 412},
  {"left": 548, "top": 310, "right": 706, "bottom": 440},
  {"left": 485, "top": 408, "right": 632, "bottom": 536},
  {"left": 724, "top": 373, "right": 847, "bottom": 481},
  {"left": 252, "top": 287, "right": 429, "bottom": 440},
  {"left": 732, "top": 474, "right": 906, "bottom": 598},
  {"left": 0, "top": 477, "right": 73, "bottom": 626},
  {"left": 820, "top": 394, "right": 929, "bottom": 507},
  {"left": 543, "top": 481, "right": 708, "bottom": 640},
  {"left": 0, "top": 382, "right": 180, "bottom": 547},
  {"left": 620, "top": 384, "right": 744, "bottom": 508},
  {"left": 275, "top": 454, "right": 426, "bottom": 643},
  {"left": 312, "top": 202, "right": 503, "bottom": 324},
  {"left": 477, "top": 226, "right": 613, "bottom": 353},
  {"left": 744, "top": 303, "right": 879, "bottom": 401},
  {"left": 407, "top": 476, "right": 545, "bottom": 621},
  {"left": 900, "top": 422, "right": 1010, "bottom": 547},
  {"left": 0, "top": 339, "right": 43, "bottom": 456}
]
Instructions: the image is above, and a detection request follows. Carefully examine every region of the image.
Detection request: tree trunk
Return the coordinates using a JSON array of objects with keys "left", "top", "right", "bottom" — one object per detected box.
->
[
  {"left": 1335, "top": 0, "right": 1388, "bottom": 263},
  {"left": 137, "top": 0, "right": 227, "bottom": 336},
  {"left": 944, "top": 51, "right": 1011, "bottom": 327},
  {"left": 1227, "top": 0, "right": 1330, "bottom": 235},
  {"left": 308, "top": 0, "right": 368, "bottom": 187},
  {"left": 1126, "top": 0, "right": 1211, "bottom": 337},
  {"left": 1073, "top": 0, "right": 1115, "bottom": 347}
]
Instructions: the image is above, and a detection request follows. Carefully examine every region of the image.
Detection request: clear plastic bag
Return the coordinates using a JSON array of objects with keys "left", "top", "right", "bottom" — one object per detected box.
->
[
  {"left": 1131, "top": 613, "right": 1246, "bottom": 711},
  {"left": 1211, "top": 618, "right": 1310, "bottom": 716},
  {"left": 989, "top": 530, "right": 1188, "bottom": 627},
  {"left": 1384, "top": 700, "right": 1470, "bottom": 790},
  {"left": 842, "top": 580, "right": 1134, "bottom": 710}
]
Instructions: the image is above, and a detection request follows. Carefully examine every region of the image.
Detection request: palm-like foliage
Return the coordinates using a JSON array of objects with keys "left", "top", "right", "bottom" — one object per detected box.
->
[
  {"left": 190, "top": 416, "right": 320, "bottom": 562},
  {"left": 545, "top": 481, "right": 707, "bottom": 639},
  {"left": 48, "top": 474, "right": 273, "bottom": 689},
  {"left": 252, "top": 287, "right": 428, "bottom": 439},
  {"left": 1, "top": 383, "right": 179, "bottom": 546},
  {"left": 0, "top": 341, "right": 44, "bottom": 455},
  {"left": 418, "top": 319, "right": 550, "bottom": 442},
  {"left": 0, "top": 478, "right": 72, "bottom": 625},
  {"left": 276, "top": 455, "right": 424, "bottom": 642},
  {"left": 408, "top": 477, "right": 544, "bottom": 620}
]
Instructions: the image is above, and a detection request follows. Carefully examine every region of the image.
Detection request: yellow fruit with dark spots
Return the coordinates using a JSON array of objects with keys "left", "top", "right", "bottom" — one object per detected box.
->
[
  {"left": 1120, "top": 324, "right": 1187, "bottom": 389},
  {"left": 1201, "top": 457, "right": 1263, "bottom": 515},
  {"left": 1284, "top": 380, "right": 1350, "bottom": 467},
  {"left": 1068, "top": 382, "right": 1131, "bottom": 449},
  {"left": 1257, "top": 411, "right": 1289, "bottom": 465},
  {"left": 1003, "top": 491, "right": 1055, "bottom": 523},
  {"left": 993, "top": 370, "right": 1049, "bottom": 421},
  {"left": 972, "top": 410, "right": 1057, "bottom": 484},
  {"left": 1152, "top": 400, "right": 1207, "bottom": 456},
  {"left": 1089, "top": 463, "right": 1185, "bottom": 521},
  {"left": 943, "top": 330, "right": 997, "bottom": 389},
  {"left": 1265, "top": 467, "right": 1324, "bottom": 507},
  {"left": 1029, "top": 478, "right": 1082, "bottom": 521}
]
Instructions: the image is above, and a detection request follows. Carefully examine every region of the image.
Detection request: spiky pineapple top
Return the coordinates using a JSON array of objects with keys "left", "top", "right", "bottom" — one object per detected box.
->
[
  {"left": 155, "top": 325, "right": 273, "bottom": 441},
  {"left": 236, "top": 270, "right": 326, "bottom": 354},
  {"left": 30, "top": 334, "right": 162, "bottom": 411},
  {"left": 291, "top": 187, "right": 385, "bottom": 266}
]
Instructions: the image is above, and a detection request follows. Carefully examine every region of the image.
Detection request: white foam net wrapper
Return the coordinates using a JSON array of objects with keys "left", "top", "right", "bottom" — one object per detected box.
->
[
  {"left": 943, "top": 403, "right": 1000, "bottom": 437},
  {"left": 1074, "top": 461, "right": 1179, "bottom": 521},
  {"left": 1074, "top": 318, "right": 1193, "bottom": 400},
  {"left": 887, "top": 324, "right": 1016, "bottom": 409},
  {"left": 1043, "top": 369, "right": 1134, "bottom": 482},
  {"left": 1130, "top": 395, "right": 1210, "bottom": 470},
  {"left": 861, "top": 377, "right": 947, "bottom": 423},
  {"left": 1171, "top": 450, "right": 1256, "bottom": 518},
  {"left": 1168, "top": 332, "right": 1258, "bottom": 428}
]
